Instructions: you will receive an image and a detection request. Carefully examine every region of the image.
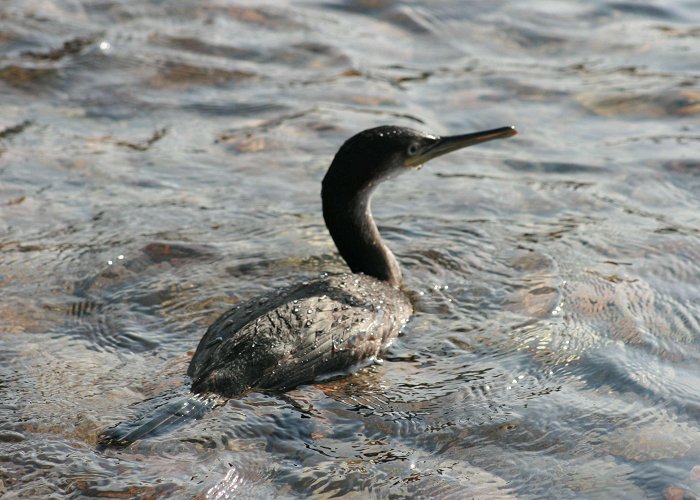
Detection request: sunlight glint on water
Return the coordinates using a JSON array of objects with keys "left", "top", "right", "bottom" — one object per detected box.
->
[{"left": 1, "top": 0, "right": 699, "bottom": 497}]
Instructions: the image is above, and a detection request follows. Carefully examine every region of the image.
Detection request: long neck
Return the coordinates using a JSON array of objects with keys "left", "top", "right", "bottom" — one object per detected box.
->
[{"left": 322, "top": 185, "right": 402, "bottom": 287}]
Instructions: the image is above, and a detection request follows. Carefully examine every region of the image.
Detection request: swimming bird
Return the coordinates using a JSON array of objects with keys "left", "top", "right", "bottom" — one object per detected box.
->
[{"left": 98, "top": 124, "right": 517, "bottom": 447}]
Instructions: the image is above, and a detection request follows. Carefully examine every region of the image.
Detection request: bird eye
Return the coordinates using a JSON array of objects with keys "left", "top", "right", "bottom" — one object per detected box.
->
[{"left": 407, "top": 143, "right": 419, "bottom": 156}]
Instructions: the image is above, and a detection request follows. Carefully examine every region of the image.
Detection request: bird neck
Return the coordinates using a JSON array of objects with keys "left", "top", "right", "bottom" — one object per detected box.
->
[{"left": 322, "top": 186, "right": 402, "bottom": 287}]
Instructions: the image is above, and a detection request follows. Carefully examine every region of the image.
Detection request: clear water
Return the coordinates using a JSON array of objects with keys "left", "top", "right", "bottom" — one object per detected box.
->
[{"left": 1, "top": 0, "right": 699, "bottom": 497}]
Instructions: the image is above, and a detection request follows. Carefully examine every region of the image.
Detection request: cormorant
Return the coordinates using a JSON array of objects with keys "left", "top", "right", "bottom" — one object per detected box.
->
[{"left": 98, "top": 124, "right": 517, "bottom": 447}]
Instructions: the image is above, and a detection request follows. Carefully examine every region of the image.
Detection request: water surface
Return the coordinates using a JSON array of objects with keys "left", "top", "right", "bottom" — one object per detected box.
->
[{"left": 1, "top": 0, "right": 699, "bottom": 498}]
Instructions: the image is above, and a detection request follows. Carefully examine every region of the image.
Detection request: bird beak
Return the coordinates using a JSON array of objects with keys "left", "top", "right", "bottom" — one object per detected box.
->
[{"left": 406, "top": 126, "right": 517, "bottom": 167}]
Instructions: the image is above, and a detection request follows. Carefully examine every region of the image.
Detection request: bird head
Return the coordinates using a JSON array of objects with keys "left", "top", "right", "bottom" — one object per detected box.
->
[{"left": 324, "top": 124, "right": 517, "bottom": 196}]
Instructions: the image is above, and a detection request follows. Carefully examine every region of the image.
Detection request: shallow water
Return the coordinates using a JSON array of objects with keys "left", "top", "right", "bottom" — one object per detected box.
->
[{"left": 1, "top": 0, "right": 699, "bottom": 498}]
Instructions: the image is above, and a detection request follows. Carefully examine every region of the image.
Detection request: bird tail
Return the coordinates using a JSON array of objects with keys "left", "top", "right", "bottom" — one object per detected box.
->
[{"left": 97, "top": 390, "right": 222, "bottom": 448}]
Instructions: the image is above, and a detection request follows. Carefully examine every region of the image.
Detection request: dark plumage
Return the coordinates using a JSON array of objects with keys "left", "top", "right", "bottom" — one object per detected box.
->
[
  {"left": 99, "top": 124, "right": 516, "bottom": 447},
  {"left": 188, "top": 273, "right": 411, "bottom": 397}
]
